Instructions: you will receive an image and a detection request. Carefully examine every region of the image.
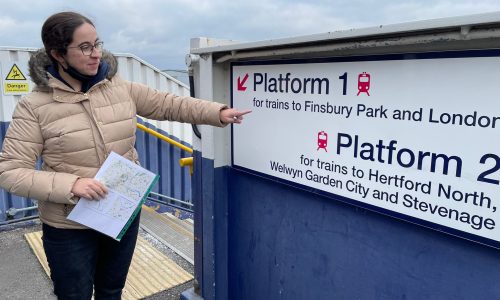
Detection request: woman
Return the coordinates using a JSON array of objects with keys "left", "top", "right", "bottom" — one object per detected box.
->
[{"left": 0, "top": 11, "right": 249, "bottom": 299}]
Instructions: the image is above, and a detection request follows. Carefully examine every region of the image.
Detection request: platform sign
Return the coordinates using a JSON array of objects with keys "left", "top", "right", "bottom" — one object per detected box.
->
[
  {"left": 231, "top": 50, "right": 500, "bottom": 248},
  {"left": 1, "top": 62, "right": 30, "bottom": 95}
]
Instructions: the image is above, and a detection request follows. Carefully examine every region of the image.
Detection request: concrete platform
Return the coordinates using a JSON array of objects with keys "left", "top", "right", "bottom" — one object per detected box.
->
[{"left": 0, "top": 210, "right": 194, "bottom": 300}]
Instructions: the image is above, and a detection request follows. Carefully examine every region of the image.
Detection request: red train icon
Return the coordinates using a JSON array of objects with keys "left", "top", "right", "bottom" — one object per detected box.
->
[
  {"left": 357, "top": 72, "right": 370, "bottom": 96},
  {"left": 317, "top": 131, "right": 328, "bottom": 152}
]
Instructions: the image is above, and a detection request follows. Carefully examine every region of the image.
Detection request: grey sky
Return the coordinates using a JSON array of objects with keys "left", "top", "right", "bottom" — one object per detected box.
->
[{"left": 1, "top": 0, "right": 500, "bottom": 69}]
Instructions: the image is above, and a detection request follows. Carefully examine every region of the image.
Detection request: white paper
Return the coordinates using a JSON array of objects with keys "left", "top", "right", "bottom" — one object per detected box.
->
[{"left": 68, "top": 152, "right": 158, "bottom": 240}]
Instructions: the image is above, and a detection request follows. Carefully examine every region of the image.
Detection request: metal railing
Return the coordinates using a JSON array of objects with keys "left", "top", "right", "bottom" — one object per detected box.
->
[
  {"left": 136, "top": 123, "right": 193, "bottom": 153},
  {"left": 146, "top": 191, "right": 194, "bottom": 213}
]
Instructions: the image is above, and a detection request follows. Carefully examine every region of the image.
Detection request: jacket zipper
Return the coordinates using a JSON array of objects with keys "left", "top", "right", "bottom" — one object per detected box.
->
[{"left": 80, "top": 101, "right": 107, "bottom": 165}]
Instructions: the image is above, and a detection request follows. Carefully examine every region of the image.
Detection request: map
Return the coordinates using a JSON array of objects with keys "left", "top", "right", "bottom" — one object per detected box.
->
[
  {"left": 83, "top": 192, "right": 137, "bottom": 222},
  {"left": 68, "top": 152, "right": 159, "bottom": 240},
  {"left": 100, "top": 158, "right": 156, "bottom": 202}
]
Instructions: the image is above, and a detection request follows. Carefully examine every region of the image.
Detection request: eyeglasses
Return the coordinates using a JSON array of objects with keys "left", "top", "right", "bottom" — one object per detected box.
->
[{"left": 67, "top": 41, "right": 104, "bottom": 56}]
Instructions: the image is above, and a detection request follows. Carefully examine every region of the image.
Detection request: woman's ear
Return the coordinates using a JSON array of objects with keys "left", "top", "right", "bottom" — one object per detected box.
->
[{"left": 50, "top": 49, "right": 66, "bottom": 67}]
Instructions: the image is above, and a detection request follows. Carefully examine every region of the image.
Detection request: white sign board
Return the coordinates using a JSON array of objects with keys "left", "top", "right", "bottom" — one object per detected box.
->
[{"left": 231, "top": 50, "right": 500, "bottom": 248}]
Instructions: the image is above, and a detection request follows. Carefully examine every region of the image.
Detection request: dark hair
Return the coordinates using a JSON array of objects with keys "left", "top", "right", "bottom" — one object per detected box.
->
[{"left": 41, "top": 11, "right": 95, "bottom": 64}]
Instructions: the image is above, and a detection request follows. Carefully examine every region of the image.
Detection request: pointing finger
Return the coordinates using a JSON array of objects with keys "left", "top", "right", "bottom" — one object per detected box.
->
[{"left": 237, "top": 110, "right": 252, "bottom": 116}]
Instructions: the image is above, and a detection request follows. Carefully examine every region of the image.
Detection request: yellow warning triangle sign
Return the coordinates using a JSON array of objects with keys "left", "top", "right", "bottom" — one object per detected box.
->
[{"left": 5, "top": 64, "right": 26, "bottom": 80}]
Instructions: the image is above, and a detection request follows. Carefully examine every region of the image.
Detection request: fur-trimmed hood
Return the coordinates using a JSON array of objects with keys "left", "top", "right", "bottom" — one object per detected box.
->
[{"left": 28, "top": 48, "right": 118, "bottom": 88}]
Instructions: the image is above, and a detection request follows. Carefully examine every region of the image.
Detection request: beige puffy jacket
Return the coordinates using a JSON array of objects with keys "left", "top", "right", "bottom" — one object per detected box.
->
[{"left": 0, "top": 50, "right": 226, "bottom": 229}]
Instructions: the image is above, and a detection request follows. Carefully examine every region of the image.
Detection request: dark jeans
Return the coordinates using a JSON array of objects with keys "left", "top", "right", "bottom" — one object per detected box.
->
[{"left": 42, "top": 214, "right": 140, "bottom": 300}]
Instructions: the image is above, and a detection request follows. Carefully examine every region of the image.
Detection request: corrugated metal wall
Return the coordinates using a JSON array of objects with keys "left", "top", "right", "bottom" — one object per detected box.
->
[{"left": 0, "top": 48, "right": 192, "bottom": 221}]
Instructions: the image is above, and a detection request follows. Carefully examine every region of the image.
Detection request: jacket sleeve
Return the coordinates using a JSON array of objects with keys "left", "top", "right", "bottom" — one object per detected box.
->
[
  {"left": 0, "top": 99, "right": 80, "bottom": 204},
  {"left": 128, "top": 81, "right": 227, "bottom": 127}
]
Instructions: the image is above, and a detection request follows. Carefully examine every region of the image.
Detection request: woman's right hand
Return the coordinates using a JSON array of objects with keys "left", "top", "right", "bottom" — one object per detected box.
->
[{"left": 71, "top": 178, "right": 108, "bottom": 200}]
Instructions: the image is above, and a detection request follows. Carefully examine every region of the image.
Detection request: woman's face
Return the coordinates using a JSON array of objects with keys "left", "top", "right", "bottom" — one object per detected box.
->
[{"left": 64, "top": 22, "right": 102, "bottom": 75}]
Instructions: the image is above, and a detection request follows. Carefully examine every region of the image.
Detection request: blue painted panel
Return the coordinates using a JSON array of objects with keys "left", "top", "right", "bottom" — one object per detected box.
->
[
  {"left": 0, "top": 122, "right": 8, "bottom": 221},
  {"left": 159, "top": 137, "right": 172, "bottom": 199},
  {"left": 192, "top": 151, "right": 204, "bottom": 295},
  {"left": 225, "top": 167, "right": 500, "bottom": 300},
  {"left": 201, "top": 154, "right": 216, "bottom": 300},
  {"left": 193, "top": 152, "right": 228, "bottom": 300},
  {"left": 193, "top": 151, "right": 229, "bottom": 300},
  {"left": 0, "top": 121, "right": 37, "bottom": 221},
  {"left": 214, "top": 165, "right": 229, "bottom": 300}
]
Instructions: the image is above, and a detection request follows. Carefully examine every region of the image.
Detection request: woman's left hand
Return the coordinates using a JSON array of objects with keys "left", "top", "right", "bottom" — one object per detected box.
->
[{"left": 220, "top": 108, "right": 252, "bottom": 124}]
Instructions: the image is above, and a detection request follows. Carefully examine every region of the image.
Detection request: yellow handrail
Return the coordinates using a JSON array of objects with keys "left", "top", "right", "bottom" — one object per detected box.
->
[
  {"left": 136, "top": 123, "right": 193, "bottom": 154},
  {"left": 136, "top": 123, "right": 194, "bottom": 173},
  {"left": 179, "top": 157, "right": 194, "bottom": 175}
]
